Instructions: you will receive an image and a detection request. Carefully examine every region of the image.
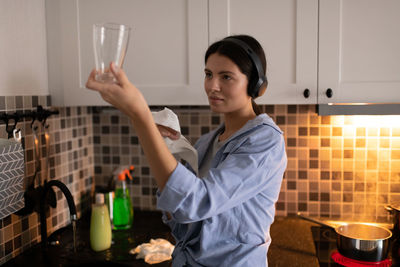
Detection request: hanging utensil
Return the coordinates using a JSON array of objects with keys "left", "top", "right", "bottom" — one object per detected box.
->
[
  {"left": 43, "top": 123, "right": 57, "bottom": 208},
  {"left": 297, "top": 213, "right": 392, "bottom": 262}
]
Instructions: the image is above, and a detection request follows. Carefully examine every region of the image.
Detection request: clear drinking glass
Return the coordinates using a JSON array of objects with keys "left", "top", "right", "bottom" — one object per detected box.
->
[{"left": 93, "top": 22, "right": 131, "bottom": 83}]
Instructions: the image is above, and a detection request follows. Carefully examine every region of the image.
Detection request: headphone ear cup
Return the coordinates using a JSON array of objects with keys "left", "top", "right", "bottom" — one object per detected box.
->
[{"left": 248, "top": 75, "right": 267, "bottom": 98}]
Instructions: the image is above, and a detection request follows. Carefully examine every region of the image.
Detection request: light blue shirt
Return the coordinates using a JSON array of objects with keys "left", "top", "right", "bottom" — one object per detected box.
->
[{"left": 157, "top": 114, "right": 287, "bottom": 267}]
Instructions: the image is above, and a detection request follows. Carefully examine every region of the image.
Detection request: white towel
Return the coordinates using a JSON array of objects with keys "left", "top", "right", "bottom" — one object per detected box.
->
[
  {"left": 152, "top": 108, "right": 198, "bottom": 174},
  {"left": 130, "top": 238, "right": 175, "bottom": 264}
]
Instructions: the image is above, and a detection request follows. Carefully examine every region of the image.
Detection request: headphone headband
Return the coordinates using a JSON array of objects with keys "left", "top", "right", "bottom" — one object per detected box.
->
[{"left": 223, "top": 37, "right": 267, "bottom": 98}]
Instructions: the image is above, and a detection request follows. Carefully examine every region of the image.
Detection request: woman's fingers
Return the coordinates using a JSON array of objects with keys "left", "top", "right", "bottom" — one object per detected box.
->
[
  {"left": 157, "top": 125, "right": 180, "bottom": 140},
  {"left": 111, "top": 62, "right": 130, "bottom": 86}
]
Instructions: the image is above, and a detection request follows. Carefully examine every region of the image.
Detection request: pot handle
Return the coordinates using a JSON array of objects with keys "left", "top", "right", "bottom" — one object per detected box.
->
[
  {"left": 297, "top": 212, "right": 335, "bottom": 229},
  {"left": 385, "top": 205, "right": 394, "bottom": 214}
]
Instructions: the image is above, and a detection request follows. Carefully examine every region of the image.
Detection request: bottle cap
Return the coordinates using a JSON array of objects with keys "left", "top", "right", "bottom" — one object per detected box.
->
[{"left": 95, "top": 193, "right": 105, "bottom": 204}]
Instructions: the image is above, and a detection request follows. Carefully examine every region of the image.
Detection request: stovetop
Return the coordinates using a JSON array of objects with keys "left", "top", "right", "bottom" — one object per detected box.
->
[{"left": 311, "top": 226, "right": 400, "bottom": 267}]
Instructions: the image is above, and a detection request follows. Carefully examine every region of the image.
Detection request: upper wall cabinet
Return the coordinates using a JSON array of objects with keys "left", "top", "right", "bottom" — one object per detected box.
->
[
  {"left": 318, "top": 0, "right": 400, "bottom": 104},
  {"left": 46, "top": 0, "right": 400, "bottom": 106},
  {"left": 46, "top": 0, "right": 209, "bottom": 106},
  {"left": 209, "top": 0, "right": 319, "bottom": 104}
]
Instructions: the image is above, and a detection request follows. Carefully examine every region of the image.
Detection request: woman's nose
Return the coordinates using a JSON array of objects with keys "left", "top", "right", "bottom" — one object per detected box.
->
[{"left": 206, "top": 78, "right": 220, "bottom": 92}]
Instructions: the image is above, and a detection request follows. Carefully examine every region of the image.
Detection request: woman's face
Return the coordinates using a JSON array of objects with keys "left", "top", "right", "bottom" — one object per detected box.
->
[{"left": 204, "top": 53, "right": 252, "bottom": 115}]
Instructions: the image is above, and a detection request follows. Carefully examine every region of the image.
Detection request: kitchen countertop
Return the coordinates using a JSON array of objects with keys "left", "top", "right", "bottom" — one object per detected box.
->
[
  {"left": 4, "top": 211, "right": 319, "bottom": 267},
  {"left": 268, "top": 216, "right": 319, "bottom": 267}
]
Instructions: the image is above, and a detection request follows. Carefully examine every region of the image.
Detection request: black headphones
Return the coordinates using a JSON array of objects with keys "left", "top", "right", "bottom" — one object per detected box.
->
[{"left": 224, "top": 37, "right": 268, "bottom": 98}]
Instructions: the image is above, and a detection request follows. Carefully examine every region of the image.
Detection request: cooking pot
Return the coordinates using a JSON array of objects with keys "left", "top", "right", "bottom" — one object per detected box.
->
[{"left": 297, "top": 213, "right": 392, "bottom": 262}]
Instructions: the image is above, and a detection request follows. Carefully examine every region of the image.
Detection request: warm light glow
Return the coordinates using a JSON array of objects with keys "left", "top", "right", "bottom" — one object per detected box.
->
[{"left": 350, "top": 115, "right": 400, "bottom": 127}]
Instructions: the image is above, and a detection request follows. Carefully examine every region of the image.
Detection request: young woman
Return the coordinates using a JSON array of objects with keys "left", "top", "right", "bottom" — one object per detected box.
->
[{"left": 86, "top": 35, "right": 287, "bottom": 266}]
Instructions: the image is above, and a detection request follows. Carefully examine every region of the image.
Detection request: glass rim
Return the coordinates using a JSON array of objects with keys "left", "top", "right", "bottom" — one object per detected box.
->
[{"left": 94, "top": 22, "right": 131, "bottom": 31}]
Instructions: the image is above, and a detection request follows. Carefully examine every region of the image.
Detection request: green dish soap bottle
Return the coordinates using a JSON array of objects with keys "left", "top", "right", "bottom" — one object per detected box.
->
[{"left": 113, "top": 166, "right": 134, "bottom": 230}]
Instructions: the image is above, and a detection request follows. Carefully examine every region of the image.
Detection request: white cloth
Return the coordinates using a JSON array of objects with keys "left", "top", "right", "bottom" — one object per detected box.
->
[
  {"left": 130, "top": 238, "right": 175, "bottom": 264},
  {"left": 152, "top": 108, "right": 198, "bottom": 174}
]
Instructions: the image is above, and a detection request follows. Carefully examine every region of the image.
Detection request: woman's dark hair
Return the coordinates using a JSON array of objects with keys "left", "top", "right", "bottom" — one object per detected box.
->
[{"left": 204, "top": 35, "right": 267, "bottom": 115}]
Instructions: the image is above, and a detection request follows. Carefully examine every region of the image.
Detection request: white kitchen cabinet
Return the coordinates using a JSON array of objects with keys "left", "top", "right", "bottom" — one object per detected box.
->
[
  {"left": 318, "top": 0, "right": 400, "bottom": 104},
  {"left": 46, "top": 0, "right": 209, "bottom": 106},
  {"left": 46, "top": 0, "right": 400, "bottom": 106},
  {"left": 209, "top": 0, "right": 319, "bottom": 104},
  {"left": 1, "top": 0, "right": 48, "bottom": 96}
]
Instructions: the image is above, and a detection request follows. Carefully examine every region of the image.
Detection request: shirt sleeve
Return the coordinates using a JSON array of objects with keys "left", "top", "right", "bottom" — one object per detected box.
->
[{"left": 156, "top": 125, "right": 287, "bottom": 224}]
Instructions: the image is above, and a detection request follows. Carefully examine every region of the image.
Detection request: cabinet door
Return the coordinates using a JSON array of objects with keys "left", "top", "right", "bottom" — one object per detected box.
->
[
  {"left": 209, "top": 0, "right": 318, "bottom": 104},
  {"left": 319, "top": 0, "right": 400, "bottom": 104},
  {"left": 46, "top": 0, "right": 208, "bottom": 106}
]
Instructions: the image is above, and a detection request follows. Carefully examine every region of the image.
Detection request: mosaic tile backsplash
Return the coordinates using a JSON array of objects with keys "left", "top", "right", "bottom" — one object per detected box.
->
[
  {"left": 0, "top": 96, "right": 94, "bottom": 264},
  {"left": 92, "top": 104, "right": 400, "bottom": 224},
  {"left": 1, "top": 97, "right": 400, "bottom": 265}
]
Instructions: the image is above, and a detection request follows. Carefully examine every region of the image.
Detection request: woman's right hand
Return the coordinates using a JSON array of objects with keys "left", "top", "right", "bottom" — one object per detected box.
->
[{"left": 85, "top": 63, "right": 149, "bottom": 120}]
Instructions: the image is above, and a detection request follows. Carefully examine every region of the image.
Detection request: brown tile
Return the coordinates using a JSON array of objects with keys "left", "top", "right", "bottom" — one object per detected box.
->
[
  {"left": 310, "top": 127, "right": 319, "bottom": 136},
  {"left": 332, "top": 171, "right": 341, "bottom": 180},
  {"left": 298, "top": 105, "right": 309, "bottom": 113},
  {"left": 286, "top": 149, "right": 296, "bottom": 158},
  {"left": 321, "top": 138, "right": 330, "bottom": 147},
  {"left": 287, "top": 116, "right": 297, "bottom": 125},
  {"left": 393, "top": 128, "right": 400, "bottom": 137},
  {"left": 355, "top": 182, "right": 365, "bottom": 191},
  {"left": 321, "top": 116, "right": 331, "bottom": 125},
  {"left": 287, "top": 105, "right": 297, "bottom": 114},
  {"left": 344, "top": 150, "right": 353, "bottom": 158},
  {"left": 286, "top": 138, "right": 296, "bottom": 147},
  {"left": 321, "top": 171, "right": 330, "bottom": 180},
  {"left": 298, "top": 138, "right": 308, "bottom": 147},
  {"left": 298, "top": 160, "right": 307, "bottom": 169},
  {"left": 309, "top": 160, "right": 318, "bottom": 169},
  {"left": 332, "top": 182, "right": 341, "bottom": 191},
  {"left": 298, "top": 127, "right": 308, "bottom": 136},
  {"left": 344, "top": 172, "right": 353, "bottom": 180},
  {"left": 309, "top": 115, "right": 320, "bottom": 125},
  {"left": 298, "top": 171, "right": 307, "bottom": 179},
  {"left": 309, "top": 149, "right": 318, "bottom": 158},
  {"left": 392, "top": 150, "right": 400, "bottom": 160}
]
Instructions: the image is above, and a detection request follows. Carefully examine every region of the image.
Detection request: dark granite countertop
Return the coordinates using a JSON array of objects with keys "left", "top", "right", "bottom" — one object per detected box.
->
[
  {"left": 268, "top": 216, "right": 319, "bottom": 267},
  {"left": 4, "top": 212, "right": 319, "bottom": 267},
  {"left": 4, "top": 210, "right": 173, "bottom": 267}
]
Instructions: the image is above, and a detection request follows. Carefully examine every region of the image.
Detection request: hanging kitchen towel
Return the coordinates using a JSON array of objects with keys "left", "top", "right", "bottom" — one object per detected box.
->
[
  {"left": 152, "top": 108, "right": 198, "bottom": 174},
  {"left": 0, "top": 139, "right": 25, "bottom": 219}
]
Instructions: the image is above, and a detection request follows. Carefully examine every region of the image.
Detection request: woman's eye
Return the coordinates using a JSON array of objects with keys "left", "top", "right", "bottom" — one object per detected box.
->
[
  {"left": 222, "top": 75, "right": 231, "bottom": 80},
  {"left": 205, "top": 72, "right": 212, "bottom": 79}
]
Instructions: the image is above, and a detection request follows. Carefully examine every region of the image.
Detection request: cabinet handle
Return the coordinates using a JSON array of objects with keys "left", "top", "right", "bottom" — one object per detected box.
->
[
  {"left": 303, "top": 89, "right": 310, "bottom": 98},
  {"left": 326, "top": 88, "right": 333, "bottom": 98}
]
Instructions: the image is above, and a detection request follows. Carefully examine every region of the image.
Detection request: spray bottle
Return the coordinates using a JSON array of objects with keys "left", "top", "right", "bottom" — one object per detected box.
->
[{"left": 113, "top": 165, "right": 134, "bottom": 230}]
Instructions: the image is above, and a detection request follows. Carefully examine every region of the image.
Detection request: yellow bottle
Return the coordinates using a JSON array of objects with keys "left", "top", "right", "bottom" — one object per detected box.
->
[{"left": 90, "top": 195, "right": 112, "bottom": 251}]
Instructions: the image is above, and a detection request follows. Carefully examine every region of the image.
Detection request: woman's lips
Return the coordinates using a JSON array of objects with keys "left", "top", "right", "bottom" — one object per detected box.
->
[{"left": 209, "top": 95, "right": 224, "bottom": 104}]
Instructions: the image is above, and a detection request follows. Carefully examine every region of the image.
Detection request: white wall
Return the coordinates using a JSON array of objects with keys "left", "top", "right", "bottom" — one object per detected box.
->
[{"left": 0, "top": 0, "right": 49, "bottom": 96}]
